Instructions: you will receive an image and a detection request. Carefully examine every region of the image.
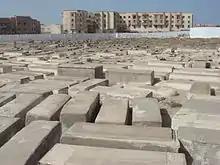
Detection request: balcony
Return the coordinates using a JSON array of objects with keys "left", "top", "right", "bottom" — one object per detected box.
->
[
  {"left": 175, "top": 19, "right": 183, "bottom": 25},
  {"left": 153, "top": 19, "right": 165, "bottom": 25}
]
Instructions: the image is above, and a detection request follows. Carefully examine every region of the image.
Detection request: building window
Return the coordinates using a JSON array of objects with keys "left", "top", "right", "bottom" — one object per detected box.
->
[
  {"left": 166, "top": 16, "right": 168, "bottom": 19},
  {"left": 72, "top": 13, "right": 74, "bottom": 16},
  {"left": 24, "top": 23, "right": 26, "bottom": 26},
  {"left": 72, "top": 19, "right": 74, "bottom": 22},
  {"left": 160, "top": 20, "right": 163, "bottom": 23},
  {"left": 72, "top": 24, "right": 74, "bottom": 27},
  {"left": 188, "top": 25, "right": 190, "bottom": 28},
  {"left": 155, "top": 20, "right": 157, "bottom": 23},
  {"left": 128, "top": 16, "right": 131, "bottom": 18},
  {"left": 188, "top": 16, "right": 191, "bottom": 19},
  {"left": 182, "top": 25, "right": 184, "bottom": 28},
  {"left": 188, "top": 21, "right": 190, "bottom": 23},
  {"left": 182, "top": 16, "right": 185, "bottom": 19},
  {"left": 123, "top": 16, "right": 126, "bottom": 18},
  {"left": 120, "top": 16, "right": 122, "bottom": 19},
  {"left": 160, "top": 15, "right": 163, "bottom": 19},
  {"left": 133, "top": 15, "right": 136, "bottom": 19}
]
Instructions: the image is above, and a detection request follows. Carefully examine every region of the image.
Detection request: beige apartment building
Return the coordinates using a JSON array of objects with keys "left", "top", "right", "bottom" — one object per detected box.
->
[
  {"left": 119, "top": 12, "right": 193, "bottom": 32},
  {"left": 62, "top": 10, "right": 88, "bottom": 33},
  {"left": 62, "top": 10, "right": 193, "bottom": 33}
]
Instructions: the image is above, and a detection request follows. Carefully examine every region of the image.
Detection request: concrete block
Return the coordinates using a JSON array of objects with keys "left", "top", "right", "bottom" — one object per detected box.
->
[
  {"left": 11, "top": 71, "right": 44, "bottom": 80},
  {"left": 147, "top": 61, "right": 185, "bottom": 68},
  {"left": 0, "top": 116, "right": 23, "bottom": 147},
  {"left": 61, "top": 122, "right": 179, "bottom": 152},
  {"left": 30, "top": 79, "right": 78, "bottom": 87},
  {"left": 0, "top": 120, "right": 61, "bottom": 165},
  {"left": 188, "top": 82, "right": 211, "bottom": 99},
  {"left": 60, "top": 91, "right": 100, "bottom": 130},
  {"left": 123, "top": 84, "right": 178, "bottom": 98},
  {"left": 0, "top": 94, "right": 45, "bottom": 124},
  {"left": 129, "top": 65, "right": 173, "bottom": 73},
  {"left": 0, "top": 93, "right": 16, "bottom": 107},
  {"left": 172, "top": 98, "right": 220, "bottom": 131},
  {"left": 0, "top": 73, "right": 30, "bottom": 84},
  {"left": 58, "top": 63, "right": 104, "bottom": 78},
  {"left": 39, "top": 144, "right": 186, "bottom": 165},
  {"left": 173, "top": 68, "right": 220, "bottom": 76},
  {"left": 155, "top": 80, "right": 193, "bottom": 91},
  {"left": 169, "top": 72, "right": 220, "bottom": 83},
  {"left": 28, "top": 64, "right": 58, "bottom": 75},
  {"left": 0, "top": 64, "right": 12, "bottom": 73},
  {"left": 131, "top": 98, "right": 162, "bottom": 127},
  {"left": 95, "top": 97, "right": 131, "bottom": 125},
  {"left": 91, "top": 86, "right": 152, "bottom": 99},
  {"left": 48, "top": 76, "right": 90, "bottom": 82},
  {"left": 68, "top": 79, "right": 108, "bottom": 96},
  {"left": 178, "top": 127, "right": 220, "bottom": 165},
  {"left": 192, "top": 61, "right": 211, "bottom": 68},
  {"left": 105, "top": 68, "right": 154, "bottom": 85},
  {"left": 26, "top": 94, "right": 71, "bottom": 125}
]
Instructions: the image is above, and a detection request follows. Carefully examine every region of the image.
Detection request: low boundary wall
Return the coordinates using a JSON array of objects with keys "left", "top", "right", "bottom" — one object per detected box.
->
[{"left": 0, "top": 31, "right": 189, "bottom": 42}]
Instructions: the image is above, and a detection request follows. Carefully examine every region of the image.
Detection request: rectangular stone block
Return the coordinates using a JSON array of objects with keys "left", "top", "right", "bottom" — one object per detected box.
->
[
  {"left": 60, "top": 91, "right": 100, "bottom": 130},
  {"left": 61, "top": 122, "right": 179, "bottom": 152},
  {"left": 26, "top": 94, "right": 71, "bottom": 125},
  {"left": 91, "top": 86, "right": 152, "bottom": 99},
  {"left": 11, "top": 71, "right": 44, "bottom": 80},
  {"left": 0, "top": 93, "right": 16, "bottom": 107},
  {"left": 68, "top": 79, "right": 109, "bottom": 96},
  {"left": 192, "top": 61, "right": 210, "bottom": 68},
  {"left": 0, "top": 64, "right": 12, "bottom": 73},
  {"left": 173, "top": 68, "right": 220, "bottom": 76},
  {"left": 48, "top": 76, "right": 90, "bottom": 82},
  {"left": 0, "top": 73, "right": 30, "bottom": 84},
  {"left": 172, "top": 98, "right": 220, "bottom": 131},
  {"left": 105, "top": 68, "right": 154, "bottom": 85},
  {"left": 155, "top": 80, "right": 193, "bottom": 91},
  {"left": 28, "top": 64, "right": 58, "bottom": 75},
  {"left": 39, "top": 144, "right": 186, "bottom": 165},
  {"left": 0, "top": 94, "right": 45, "bottom": 125},
  {"left": 30, "top": 79, "right": 78, "bottom": 87},
  {"left": 95, "top": 97, "right": 131, "bottom": 125},
  {"left": 0, "top": 120, "right": 61, "bottom": 165},
  {"left": 58, "top": 63, "right": 103, "bottom": 78},
  {"left": 131, "top": 98, "right": 162, "bottom": 127},
  {"left": 178, "top": 127, "right": 220, "bottom": 165},
  {"left": 148, "top": 61, "right": 185, "bottom": 68},
  {"left": 0, "top": 116, "right": 23, "bottom": 147},
  {"left": 188, "top": 82, "right": 211, "bottom": 99},
  {"left": 169, "top": 73, "right": 220, "bottom": 83},
  {"left": 129, "top": 65, "right": 173, "bottom": 73}
]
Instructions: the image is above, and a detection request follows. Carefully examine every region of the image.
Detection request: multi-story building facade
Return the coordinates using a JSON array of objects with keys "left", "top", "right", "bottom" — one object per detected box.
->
[
  {"left": 92, "top": 11, "right": 124, "bottom": 33},
  {"left": 0, "top": 18, "right": 12, "bottom": 34},
  {"left": 119, "top": 12, "right": 193, "bottom": 32},
  {"left": 0, "top": 16, "right": 40, "bottom": 34},
  {"left": 41, "top": 24, "right": 63, "bottom": 34},
  {"left": 62, "top": 10, "right": 193, "bottom": 33},
  {"left": 62, "top": 10, "right": 88, "bottom": 33}
]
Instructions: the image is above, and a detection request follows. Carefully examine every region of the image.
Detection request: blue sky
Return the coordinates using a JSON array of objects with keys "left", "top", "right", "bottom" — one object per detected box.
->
[{"left": 0, "top": 0, "right": 218, "bottom": 24}]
